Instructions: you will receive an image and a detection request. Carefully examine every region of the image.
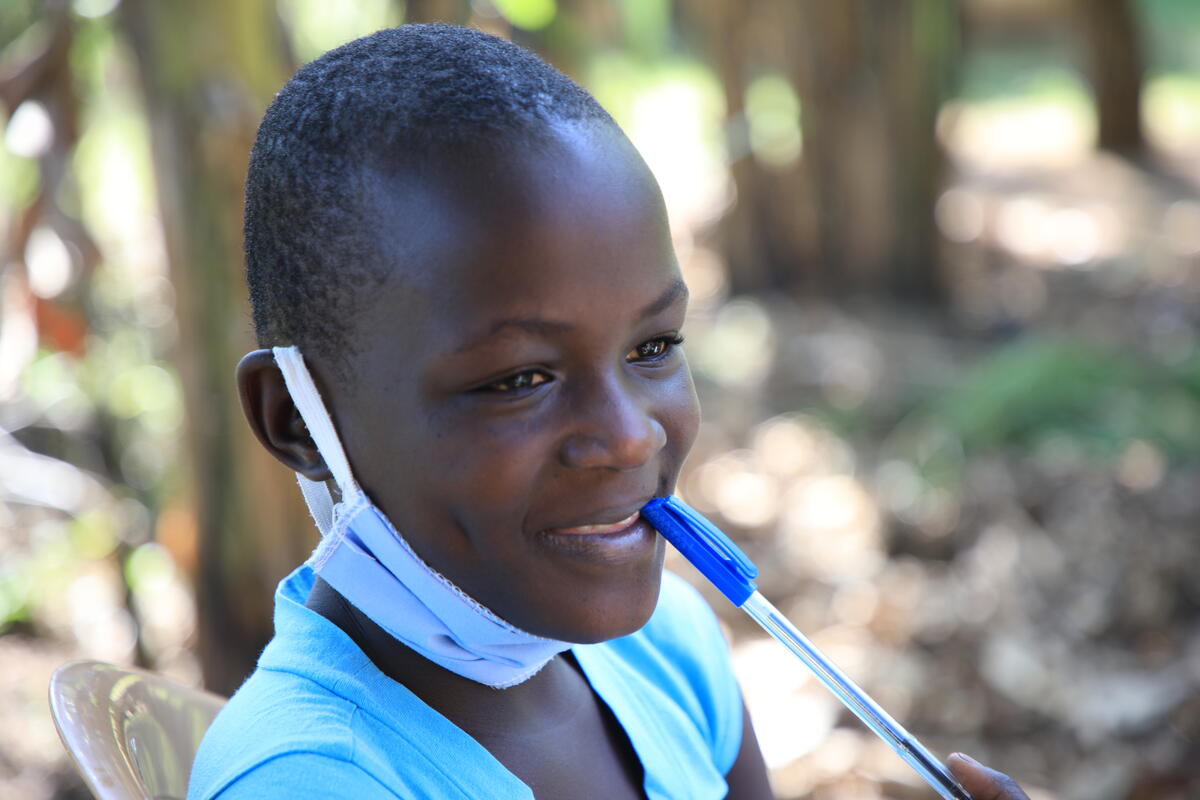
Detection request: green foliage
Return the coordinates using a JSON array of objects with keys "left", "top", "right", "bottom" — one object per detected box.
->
[
  {"left": 0, "top": 571, "right": 32, "bottom": 629},
  {"left": 1139, "top": 0, "right": 1200, "bottom": 74},
  {"left": 1144, "top": 73, "right": 1200, "bottom": 141},
  {"left": 0, "top": 0, "right": 41, "bottom": 50},
  {"left": 617, "top": 0, "right": 668, "bottom": 59},
  {"left": 277, "top": 0, "right": 401, "bottom": 63},
  {"left": 958, "top": 55, "right": 1093, "bottom": 106},
  {"left": 124, "top": 543, "right": 174, "bottom": 594},
  {"left": 0, "top": 149, "right": 39, "bottom": 215},
  {"left": 587, "top": 53, "right": 724, "bottom": 143},
  {"left": 925, "top": 336, "right": 1200, "bottom": 461},
  {"left": 1, "top": 520, "right": 72, "bottom": 632},
  {"left": 492, "top": 0, "right": 557, "bottom": 32},
  {"left": 745, "top": 74, "right": 802, "bottom": 168},
  {"left": 70, "top": 510, "right": 118, "bottom": 560}
]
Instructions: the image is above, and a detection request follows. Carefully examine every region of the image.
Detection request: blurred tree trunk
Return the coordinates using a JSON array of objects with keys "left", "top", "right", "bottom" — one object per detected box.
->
[
  {"left": 119, "top": 0, "right": 312, "bottom": 695},
  {"left": 685, "top": 0, "right": 959, "bottom": 303},
  {"left": 681, "top": 0, "right": 801, "bottom": 293},
  {"left": 793, "top": 1, "right": 958, "bottom": 301},
  {"left": 1075, "top": 0, "right": 1144, "bottom": 155}
]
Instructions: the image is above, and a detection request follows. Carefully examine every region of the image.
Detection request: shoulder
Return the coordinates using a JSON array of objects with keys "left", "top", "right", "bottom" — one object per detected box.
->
[
  {"left": 187, "top": 667, "right": 359, "bottom": 799},
  {"left": 187, "top": 569, "right": 445, "bottom": 800},
  {"left": 189, "top": 567, "right": 530, "bottom": 800},
  {"left": 189, "top": 665, "right": 483, "bottom": 800},
  {"left": 204, "top": 752, "right": 401, "bottom": 800}
]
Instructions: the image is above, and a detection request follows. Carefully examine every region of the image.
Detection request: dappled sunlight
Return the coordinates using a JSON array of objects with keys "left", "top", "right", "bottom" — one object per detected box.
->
[
  {"left": 1116, "top": 439, "right": 1167, "bottom": 491},
  {"left": 778, "top": 477, "right": 882, "bottom": 582},
  {"left": 744, "top": 74, "right": 803, "bottom": 169},
  {"left": 731, "top": 637, "right": 837, "bottom": 770},
  {"left": 687, "top": 297, "right": 776, "bottom": 388},
  {"left": 64, "top": 567, "right": 138, "bottom": 661},
  {"left": 25, "top": 228, "right": 74, "bottom": 300},
  {"left": 276, "top": 0, "right": 402, "bottom": 62},
  {"left": 126, "top": 542, "right": 200, "bottom": 678},
  {"left": 694, "top": 450, "right": 780, "bottom": 529},
  {"left": 1144, "top": 74, "right": 1200, "bottom": 156},
  {"left": 937, "top": 187, "right": 1127, "bottom": 271},
  {"left": 597, "top": 62, "right": 730, "bottom": 238},
  {"left": 676, "top": 242, "right": 728, "bottom": 312},
  {"left": 939, "top": 97, "right": 1094, "bottom": 171},
  {"left": 4, "top": 99, "right": 53, "bottom": 158}
]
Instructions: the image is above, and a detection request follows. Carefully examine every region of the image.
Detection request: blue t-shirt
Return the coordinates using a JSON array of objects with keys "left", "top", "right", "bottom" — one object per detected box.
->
[{"left": 188, "top": 566, "right": 743, "bottom": 799}]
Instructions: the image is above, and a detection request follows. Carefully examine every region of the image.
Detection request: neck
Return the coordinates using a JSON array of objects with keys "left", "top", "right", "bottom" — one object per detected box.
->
[{"left": 305, "top": 576, "right": 584, "bottom": 730}]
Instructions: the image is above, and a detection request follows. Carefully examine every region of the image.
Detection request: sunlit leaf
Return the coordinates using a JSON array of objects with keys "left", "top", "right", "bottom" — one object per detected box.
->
[
  {"left": 491, "top": 0, "right": 557, "bottom": 32},
  {"left": 277, "top": 0, "right": 401, "bottom": 62}
]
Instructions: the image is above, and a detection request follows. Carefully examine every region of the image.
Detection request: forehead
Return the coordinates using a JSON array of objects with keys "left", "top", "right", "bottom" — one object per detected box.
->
[{"left": 351, "top": 122, "right": 679, "bottom": 354}]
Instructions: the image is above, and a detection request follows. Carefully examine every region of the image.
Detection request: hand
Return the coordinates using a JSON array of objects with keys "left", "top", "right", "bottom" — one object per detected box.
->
[{"left": 947, "top": 753, "right": 1031, "bottom": 800}]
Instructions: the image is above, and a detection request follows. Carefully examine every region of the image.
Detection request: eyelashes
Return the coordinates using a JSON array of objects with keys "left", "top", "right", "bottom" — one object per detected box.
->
[
  {"left": 480, "top": 370, "right": 550, "bottom": 394},
  {"left": 475, "top": 333, "right": 685, "bottom": 396},
  {"left": 631, "top": 333, "right": 685, "bottom": 361}
]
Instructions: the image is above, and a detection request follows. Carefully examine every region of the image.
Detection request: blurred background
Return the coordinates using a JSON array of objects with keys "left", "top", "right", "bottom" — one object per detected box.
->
[{"left": 2, "top": 0, "right": 1199, "bottom": 798}]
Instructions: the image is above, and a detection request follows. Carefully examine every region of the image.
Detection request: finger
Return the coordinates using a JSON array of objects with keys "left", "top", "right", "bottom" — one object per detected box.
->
[{"left": 947, "top": 753, "right": 1031, "bottom": 800}]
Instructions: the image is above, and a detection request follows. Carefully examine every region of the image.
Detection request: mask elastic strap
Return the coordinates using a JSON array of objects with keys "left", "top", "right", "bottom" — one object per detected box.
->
[{"left": 273, "top": 346, "right": 362, "bottom": 536}]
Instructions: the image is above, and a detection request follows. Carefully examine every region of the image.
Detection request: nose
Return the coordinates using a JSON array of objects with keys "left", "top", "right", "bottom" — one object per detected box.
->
[{"left": 559, "top": 375, "right": 667, "bottom": 471}]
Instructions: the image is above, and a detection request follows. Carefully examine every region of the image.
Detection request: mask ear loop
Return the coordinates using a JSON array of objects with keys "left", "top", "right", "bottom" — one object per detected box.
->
[{"left": 272, "top": 346, "right": 363, "bottom": 538}]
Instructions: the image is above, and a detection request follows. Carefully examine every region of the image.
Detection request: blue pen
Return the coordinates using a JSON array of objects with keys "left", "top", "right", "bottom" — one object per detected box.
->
[{"left": 642, "top": 495, "right": 973, "bottom": 800}]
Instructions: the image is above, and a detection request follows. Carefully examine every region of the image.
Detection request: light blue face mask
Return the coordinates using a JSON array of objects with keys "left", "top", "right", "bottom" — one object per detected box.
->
[{"left": 273, "top": 345, "right": 571, "bottom": 689}]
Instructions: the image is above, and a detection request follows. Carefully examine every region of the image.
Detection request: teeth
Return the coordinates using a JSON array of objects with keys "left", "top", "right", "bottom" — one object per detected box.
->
[{"left": 553, "top": 511, "right": 639, "bottom": 534}]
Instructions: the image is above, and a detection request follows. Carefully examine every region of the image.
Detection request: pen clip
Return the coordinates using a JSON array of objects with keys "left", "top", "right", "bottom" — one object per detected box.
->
[{"left": 641, "top": 496, "right": 759, "bottom": 606}]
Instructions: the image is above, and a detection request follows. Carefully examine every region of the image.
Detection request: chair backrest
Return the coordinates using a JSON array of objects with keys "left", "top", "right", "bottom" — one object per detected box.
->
[{"left": 48, "top": 660, "right": 227, "bottom": 800}]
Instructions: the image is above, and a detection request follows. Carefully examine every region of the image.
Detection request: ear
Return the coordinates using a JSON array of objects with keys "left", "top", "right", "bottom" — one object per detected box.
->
[{"left": 236, "top": 349, "right": 334, "bottom": 482}]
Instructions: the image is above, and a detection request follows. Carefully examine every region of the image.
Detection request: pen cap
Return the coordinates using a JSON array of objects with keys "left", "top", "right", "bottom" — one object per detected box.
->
[{"left": 641, "top": 496, "right": 759, "bottom": 606}]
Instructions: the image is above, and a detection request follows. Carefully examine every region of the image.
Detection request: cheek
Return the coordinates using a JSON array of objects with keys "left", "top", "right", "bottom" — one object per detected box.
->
[
  {"left": 377, "top": 418, "right": 545, "bottom": 576},
  {"left": 662, "top": 363, "right": 701, "bottom": 468},
  {"left": 422, "top": 412, "right": 551, "bottom": 511}
]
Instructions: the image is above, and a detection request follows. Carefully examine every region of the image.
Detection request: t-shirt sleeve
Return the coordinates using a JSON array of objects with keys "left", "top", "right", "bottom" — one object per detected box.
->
[{"left": 211, "top": 753, "right": 403, "bottom": 800}]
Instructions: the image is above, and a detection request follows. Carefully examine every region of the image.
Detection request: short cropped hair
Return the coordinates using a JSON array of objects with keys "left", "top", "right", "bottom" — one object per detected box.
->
[{"left": 244, "top": 24, "right": 614, "bottom": 369}]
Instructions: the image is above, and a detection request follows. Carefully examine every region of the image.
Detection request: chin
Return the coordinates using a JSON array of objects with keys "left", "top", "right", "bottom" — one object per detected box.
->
[{"left": 531, "top": 556, "right": 666, "bottom": 644}]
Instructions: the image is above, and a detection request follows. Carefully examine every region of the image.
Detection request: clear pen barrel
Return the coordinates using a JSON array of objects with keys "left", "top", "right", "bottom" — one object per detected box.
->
[{"left": 741, "top": 591, "right": 973, "bottom": 800}]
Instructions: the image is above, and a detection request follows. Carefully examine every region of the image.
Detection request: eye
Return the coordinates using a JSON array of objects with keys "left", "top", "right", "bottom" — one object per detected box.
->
[
  {"left": 628, "top": 334, "right": 684, "bottom": 363},
  {"left": 477, "top": 369, "right": 551, "bottom": 394}
]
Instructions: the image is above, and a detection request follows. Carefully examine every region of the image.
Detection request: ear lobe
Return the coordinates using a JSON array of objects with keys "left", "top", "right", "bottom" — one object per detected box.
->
[{"left": 236, "top": 349, "right": 334, "bottom": 482}]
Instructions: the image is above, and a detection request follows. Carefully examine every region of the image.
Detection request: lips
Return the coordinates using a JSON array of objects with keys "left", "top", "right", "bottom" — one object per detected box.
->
[
  {"left": 534, "top": 498, "right": 662, "bottom": 566},
  {"left": 545, "top": 510, "right": 641, "bottom": 535}
]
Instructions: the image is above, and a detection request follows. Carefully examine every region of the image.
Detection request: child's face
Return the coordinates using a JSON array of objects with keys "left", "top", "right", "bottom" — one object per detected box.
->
[{"left": 320, "top": 122, "right": 699, "bottom": 643}]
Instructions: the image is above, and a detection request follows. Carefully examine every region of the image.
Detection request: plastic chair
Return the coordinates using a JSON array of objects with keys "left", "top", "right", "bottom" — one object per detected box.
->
[{"left": 48, "top": 659, "right": 227, "bottom": 800}]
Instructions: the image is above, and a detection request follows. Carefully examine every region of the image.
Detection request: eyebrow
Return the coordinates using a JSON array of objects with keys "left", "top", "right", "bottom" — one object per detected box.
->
[
  {"left": 640, "top": 277, "right": 688, "bottom": 318},
  {"left": 452, "top": 278, "right": 688, "bottom": 355}
]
